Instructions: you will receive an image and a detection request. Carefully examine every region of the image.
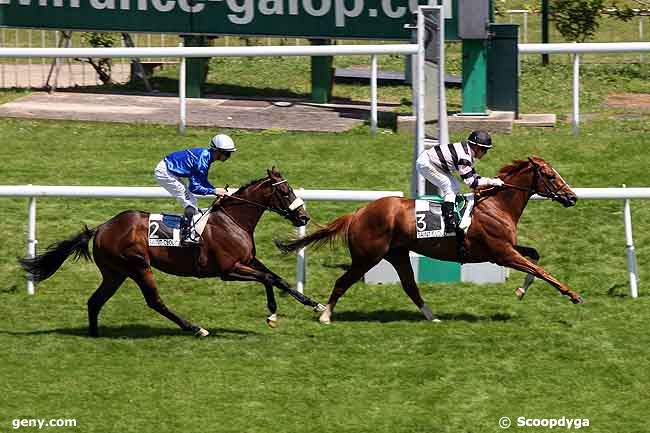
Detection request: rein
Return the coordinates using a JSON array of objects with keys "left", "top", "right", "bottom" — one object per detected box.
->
[
  {"left": 496, "top": 161, "right": 567, "bottom": 202},
  {"left": 213, "top": 178, "right": 300, "bottom": 218},
  {"left": 502, "top": 182, "right": 531, "bottom": 192}
]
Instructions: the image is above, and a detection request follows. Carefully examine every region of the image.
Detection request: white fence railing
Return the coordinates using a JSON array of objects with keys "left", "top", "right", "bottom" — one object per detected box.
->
[
  {"left": 518, "top": 42, "right": 650, "bottom": 134},
  {"left": 0, "top": 185, "right": 403, "bottom": 295},
  {"left": 0, "top": 44, "right": 419, "bottom": 135},
  {"left": 505, "top": 9, "right": 649, "bottom": 46},
  {"left": 0, "top": 185, "right": 643, "bottom": 298}
]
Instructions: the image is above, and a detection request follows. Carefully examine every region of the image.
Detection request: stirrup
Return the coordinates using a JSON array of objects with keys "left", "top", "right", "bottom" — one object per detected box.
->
[
  {"left": 180, "top": 226, "right": 200, "bottom": 246},
  {"left": 443, "top": 215, "right": 457, "bottom": 234}
]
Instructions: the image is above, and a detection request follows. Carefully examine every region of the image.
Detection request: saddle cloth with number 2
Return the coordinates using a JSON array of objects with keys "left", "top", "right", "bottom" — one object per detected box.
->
[{"left": 148, "top": 212, "right": 209, "bottom": 247}]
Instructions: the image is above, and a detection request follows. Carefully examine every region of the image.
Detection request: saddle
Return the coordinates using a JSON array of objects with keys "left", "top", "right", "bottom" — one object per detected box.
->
[
  {"left": 148, "top": 212, "right": 209, "bottom": 247},
  {"left": 414, "top": 194, "right": 475, "bottom": 239}
]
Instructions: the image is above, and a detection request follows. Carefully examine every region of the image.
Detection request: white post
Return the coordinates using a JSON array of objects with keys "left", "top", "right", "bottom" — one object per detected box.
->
[
  {"left": 623, "top": 185, "right": 639, "bottom": 298},
  {"left": 296, "top": 196, "right": 306, "bottom": 293},
  {"left": 640, "top": 17, "right": 645, "bottom": 62},
  {"left": 27, "top": 195, "right": 37, "bottom": 295},
  {"left": 438, "top": 7, "right": 448, "bottom": 149},
  {"left": 179, "top": 45, "right": 186, "bottom": 135},
  {"left": 523, "top": 11, "right": 528, "bottom": 44},
  {"left": 370, "top": 54, "right": 378, "bottom": 135},
  {"left": 415, "top": 9, "right": 426, "bottom": 197},
  {"left": 572, "top": 52, "right": 580, "bottom": 135}
]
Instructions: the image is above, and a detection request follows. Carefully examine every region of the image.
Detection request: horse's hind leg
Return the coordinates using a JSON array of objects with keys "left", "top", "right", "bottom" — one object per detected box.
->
[
  {"left": 320, "top": 257, "right": 381, "bottom": 325},
  {"left": 514, "top": 246, "right": 540, "bottom": 300},
  {"left": 385, "top": 250, "right": 440, "bottom": 322},
  {"left": 88, "top": 271, "right": 126, "bottom": 337},
  {"left": 132, "top": 268, "right": 209, "bottom": 337}
]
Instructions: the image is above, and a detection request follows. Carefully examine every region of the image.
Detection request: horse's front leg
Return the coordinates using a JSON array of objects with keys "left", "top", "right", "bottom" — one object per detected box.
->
[
  {"left": 250, "top": 258, "right": 326, "bottom": 312},
  {"left": 223, "top": 262, "right": 279, "bottom": 327},
  {"left": 513, "top": 245, "right": 540, "bottom": 300},
  {"left": 500, "top": 248, "right": 583, "bottom": 304}
]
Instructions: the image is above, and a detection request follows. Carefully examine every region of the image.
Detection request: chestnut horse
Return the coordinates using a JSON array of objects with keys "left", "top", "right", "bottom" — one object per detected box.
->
[
  {"left": 277, "top": 156, "right": 583, "bottom": 324},
  {"left": 20, "top": 168, "right": 324, "bottom": 337}
]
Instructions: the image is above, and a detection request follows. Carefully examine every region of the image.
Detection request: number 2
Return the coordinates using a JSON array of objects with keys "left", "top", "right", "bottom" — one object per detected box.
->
[{"left": 149, "top": 222, "right": 160, "bottom": 238}]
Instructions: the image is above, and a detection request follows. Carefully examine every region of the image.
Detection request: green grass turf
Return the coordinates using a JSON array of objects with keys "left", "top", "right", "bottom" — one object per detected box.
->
[{"left": 1, "top": 113, "right": 649, "bottom": 432}]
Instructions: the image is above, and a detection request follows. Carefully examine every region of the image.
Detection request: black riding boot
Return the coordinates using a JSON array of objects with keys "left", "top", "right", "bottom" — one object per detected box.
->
[
  {"left": 441, "top": 202, "right": 457, "bottom": 234},
  {"left": 181, "top": 206, "right": 199, "bottom": 246},
  {"left": 442, "top": 202, "right": 465, "bottom": 262}
]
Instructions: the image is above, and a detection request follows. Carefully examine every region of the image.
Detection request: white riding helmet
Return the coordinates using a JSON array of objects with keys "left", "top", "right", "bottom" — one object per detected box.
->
[{"left": 210, "top": 134, "right": 237, "bottom": 152}]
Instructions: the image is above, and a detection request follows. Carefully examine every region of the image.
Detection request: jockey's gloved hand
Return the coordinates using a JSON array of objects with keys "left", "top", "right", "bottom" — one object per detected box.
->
[{"left": 490, "top": 178, "right": 505, "bottom": 187}]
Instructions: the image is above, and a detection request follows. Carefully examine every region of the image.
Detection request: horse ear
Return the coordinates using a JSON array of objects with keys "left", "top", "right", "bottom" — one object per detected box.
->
[{"left": 529, "top": 155, "right": 545, "bottom": 166}]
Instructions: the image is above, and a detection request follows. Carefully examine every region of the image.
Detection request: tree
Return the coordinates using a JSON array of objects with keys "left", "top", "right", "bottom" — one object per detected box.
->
[
  {"left": 550, "top": 0, "right": 606, "bottom": 42},
  {"left": 77, "top": 33, "right": 119, "bottom": 85}
]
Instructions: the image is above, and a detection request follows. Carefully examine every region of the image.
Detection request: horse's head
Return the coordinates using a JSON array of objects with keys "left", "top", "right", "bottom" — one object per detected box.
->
[
  {"left": 527, "top": 156, "right": 577, "bottom": 207},
  {"left": 261, "top": 167, "right": 310, "bottom": 227}
]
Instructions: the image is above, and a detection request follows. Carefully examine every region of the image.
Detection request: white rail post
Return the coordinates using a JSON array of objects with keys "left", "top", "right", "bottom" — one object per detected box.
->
[
  {"left": 178, "top": 44, "right": 186, "bottom": 135},
  {"left": 623, "top": 185, "right": 639, "bottom": 298},
  {"left": 27, "top": 194, "right": 37, "bottom": 295},
  {"left": 415, "top": 8, "right": 426, "bottom": 197},
  {"left": 523, "top": 11, "right": 528, "bottom": 44},
  {"left": 370, "top": 54, "right": 378, "bottom": 135},
  {"left": 296, "top": 196, "right": 306, "bottom": 293},
  {"left": 641, "top": 17, "right": 645, "bottom": 62},
  {"left": 572, "top": 51, "right": 580, "bottom": 135}
]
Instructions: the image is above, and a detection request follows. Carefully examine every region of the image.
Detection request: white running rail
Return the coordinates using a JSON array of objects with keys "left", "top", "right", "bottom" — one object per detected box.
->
[
  {"left": 0, "top": 44, "right": 419, "bottom": 135},
  {"left": 0, "top": 185, "right": 643, "bottom": 298},
  {"left": 518, "top": 42, "right": 650, "bottom": 134}
]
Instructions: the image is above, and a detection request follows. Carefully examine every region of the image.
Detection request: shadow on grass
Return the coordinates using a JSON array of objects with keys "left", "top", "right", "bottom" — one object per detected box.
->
[
  {"left": 333, "top": 310, "right": 515, "bottom": 323},
  {"left": 0, "top": 324, "right": 260, "bottom": 339}
]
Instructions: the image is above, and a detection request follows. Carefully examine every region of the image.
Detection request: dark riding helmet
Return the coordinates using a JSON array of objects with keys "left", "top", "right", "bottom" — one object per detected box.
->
[{"left": 467, "top": 130, "right": 493, "bottom": 149}]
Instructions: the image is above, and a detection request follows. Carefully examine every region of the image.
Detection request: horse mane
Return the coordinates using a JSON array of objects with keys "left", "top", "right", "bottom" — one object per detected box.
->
[
  {"left": 209, "top": 175, "right": 270, "bottom": 211},
  {"left": 233, "top": 176, "right": 268, "bottom": 195},
  {"left": 497, "top": 159, "right": 531, "bottom": 178}
]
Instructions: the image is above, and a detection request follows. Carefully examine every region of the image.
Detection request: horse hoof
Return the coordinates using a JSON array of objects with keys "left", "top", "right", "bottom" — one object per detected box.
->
[
  {"left": 318, "top": 315, "right": 331, "bottom": 325},
  {"left": 194, "top": 327, "right": 210, "bottom": 337},
  {"left": 313, "top": 303, "right": 326, "bottom": 313},
  {"left": 572, "top": 296, "right": 585, "bottom": 305},
  {"left": 515, "top": 287, "right": 526, "bottom": 300},
  {"left": 266, "top": 314, "right": 278, "bottom": 328}
]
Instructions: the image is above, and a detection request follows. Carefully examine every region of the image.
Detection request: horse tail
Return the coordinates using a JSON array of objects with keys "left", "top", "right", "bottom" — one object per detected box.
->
[
  {"left": 19, "top": 225, "right": 97, "bottom": 284},
  {"left": 275, "top": 213, "right": 355, "bottom": 254}
]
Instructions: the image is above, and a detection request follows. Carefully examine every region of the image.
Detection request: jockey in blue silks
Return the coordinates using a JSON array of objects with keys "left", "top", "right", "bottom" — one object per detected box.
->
[{"left": 154, "top": 134, "right": 236, "bottom": 245}]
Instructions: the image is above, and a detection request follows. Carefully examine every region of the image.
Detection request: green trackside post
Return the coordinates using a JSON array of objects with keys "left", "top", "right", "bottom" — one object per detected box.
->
[
  {"left": 182, "top": 35, "right": 208, "bottom": 98},
  {"left": 310, "top": 39, "right": 333, "bottom": 103},
  {"left": 461, "top": 39, "right": 488, "bottom": 115}
]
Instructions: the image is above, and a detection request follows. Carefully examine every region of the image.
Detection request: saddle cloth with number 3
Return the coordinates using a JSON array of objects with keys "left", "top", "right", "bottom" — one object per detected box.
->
[{"left": 415, "top": 194, "right": 475, "bottom": 239}]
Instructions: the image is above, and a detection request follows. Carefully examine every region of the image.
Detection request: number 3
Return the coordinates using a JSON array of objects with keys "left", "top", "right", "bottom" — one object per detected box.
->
[{"left": 416, "top": 214, "right": 426, "bottom": 231}]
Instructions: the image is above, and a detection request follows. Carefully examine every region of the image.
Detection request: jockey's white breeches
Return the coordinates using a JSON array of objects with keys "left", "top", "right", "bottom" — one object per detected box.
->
[
  {"left": 154, "top": 160, "right": 198, "bottom": 210},
  {"left": 415, "top": 151, "right": 461, "bottom": 202}
]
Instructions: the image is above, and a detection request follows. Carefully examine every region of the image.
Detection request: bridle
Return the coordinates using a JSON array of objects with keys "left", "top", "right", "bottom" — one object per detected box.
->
[
  {"left": 502, "top": 158, "right": 567, "bottom": 202},
  {"left": 214, "top": 178, "right": 304, "bottom": 219}
]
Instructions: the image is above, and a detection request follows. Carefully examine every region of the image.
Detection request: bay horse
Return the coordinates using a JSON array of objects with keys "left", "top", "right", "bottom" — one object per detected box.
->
[
  {"left": 277, "top": 156, "right": 583, "bottom": 324},
  {"left": 20, "top": 168, "right": 324, "bottom": 337}
]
